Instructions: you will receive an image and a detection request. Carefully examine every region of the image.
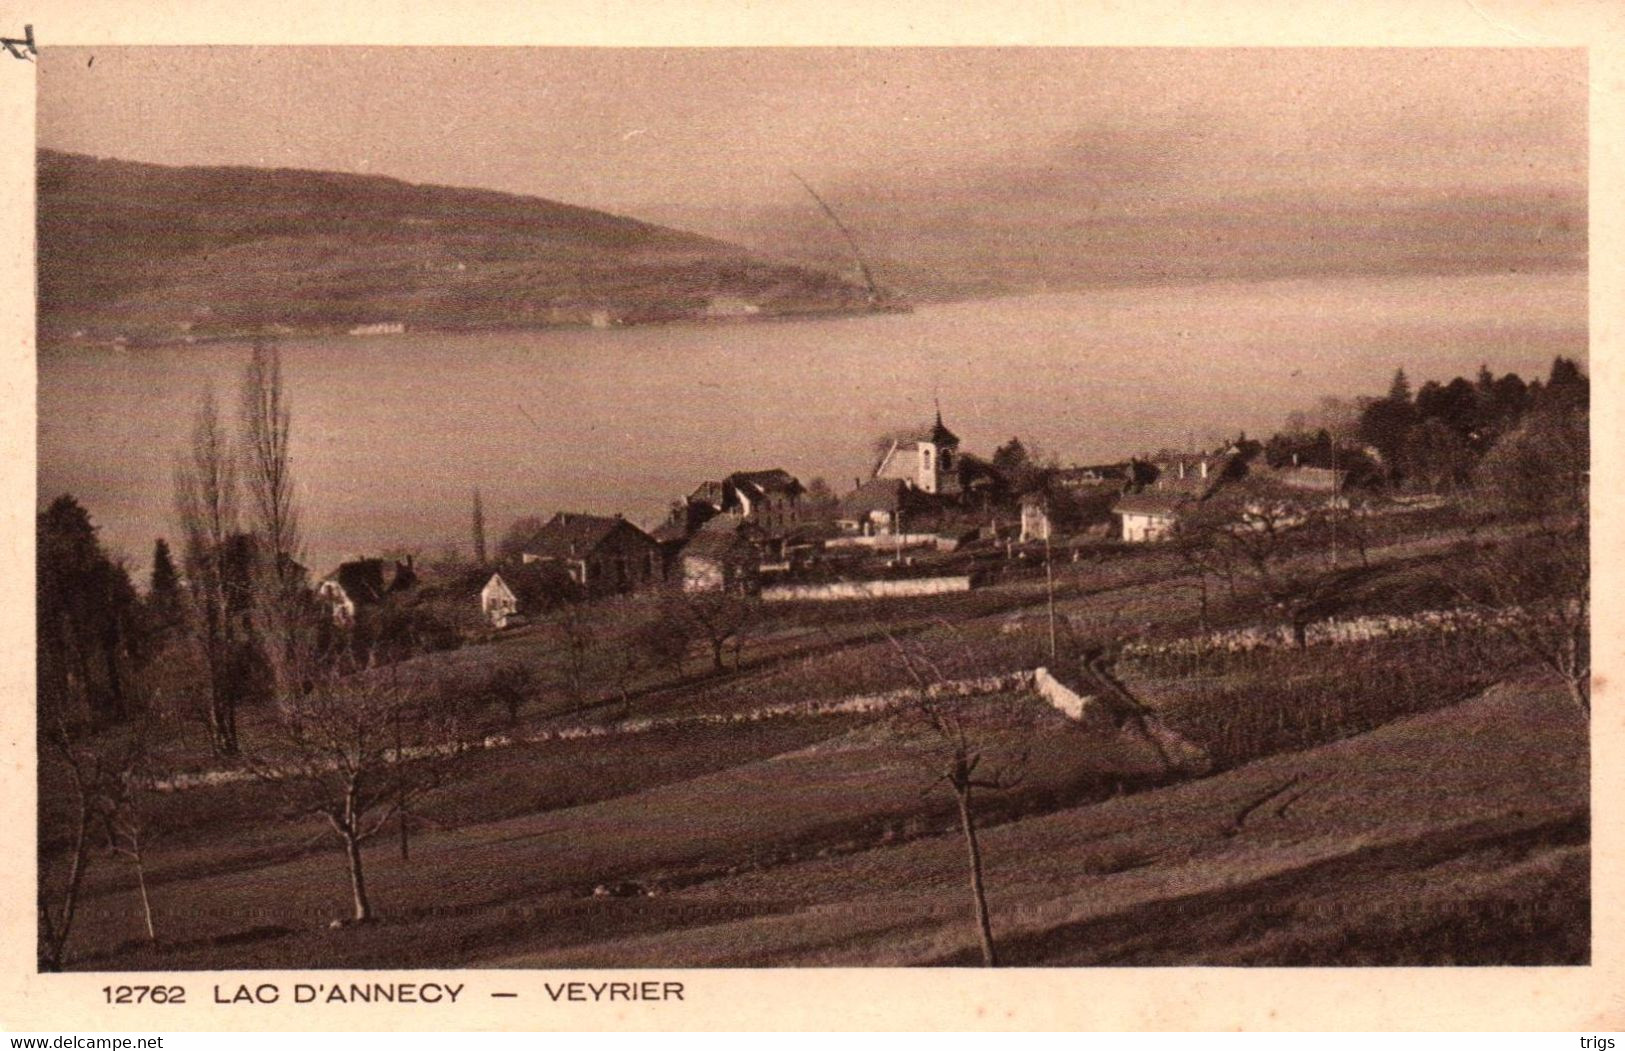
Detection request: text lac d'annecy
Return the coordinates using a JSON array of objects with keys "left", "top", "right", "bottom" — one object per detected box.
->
[{"left": 213, "top": 983, "right": 464, "bottom": 1004}]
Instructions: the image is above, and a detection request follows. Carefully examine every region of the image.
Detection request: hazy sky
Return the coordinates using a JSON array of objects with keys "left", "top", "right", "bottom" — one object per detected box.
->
[{"left": 40, "top": 47, "right": 1585, "bottom": 246}]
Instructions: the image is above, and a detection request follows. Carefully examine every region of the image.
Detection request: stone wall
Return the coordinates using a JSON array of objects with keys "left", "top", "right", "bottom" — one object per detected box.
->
[
  {"left": 823, "top": 533, "right": 943, "bottom": 551},
  {"left": 1033, "top": 664, "right": 1211, "bottom": 776},
  {"left": 1032, "top": 666, "right": 1116, "bottom": 731},
  {"left": 760, "top": 575, "right": 973, "bottom": 602}
]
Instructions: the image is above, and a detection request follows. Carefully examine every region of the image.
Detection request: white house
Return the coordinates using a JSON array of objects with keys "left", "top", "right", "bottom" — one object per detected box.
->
[
  {"left": 1112, "top": 492, "right": 1187, "bottom": 543},
  {"left": 480, "top": 573, "right": 519, "bottom": 629},
  {"left": 1020, "top": 494, "right": 1052, "bottom": 542}
]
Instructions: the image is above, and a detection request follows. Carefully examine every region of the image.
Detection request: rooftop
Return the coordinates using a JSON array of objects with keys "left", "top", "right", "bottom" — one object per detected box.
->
[
  {"left": 900, "top": 410, "right": 960, "bottom": 448},
  {"left": 681, "top": 513, "right": 760, "bottom": 560},
  {"left": 725, "top": 468, "right": 805, "bottom": 500},
  {"left": 1113, "top": 491, "right": 1190, "bottom": 518},
  {"left": 839, "top": 477, "right": 909, "bottom": 517},
  {"left": 520, "top": 512, "right": 650, "bottom": 561}
]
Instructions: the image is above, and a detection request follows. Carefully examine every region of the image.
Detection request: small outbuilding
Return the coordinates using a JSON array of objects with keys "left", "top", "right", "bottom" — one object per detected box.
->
[
  {"left": 1019, "top": 493, "right": 1052, "bottom": 542},
  {"left": 480, "top": 573, "right": 520, "bottom": 629}
]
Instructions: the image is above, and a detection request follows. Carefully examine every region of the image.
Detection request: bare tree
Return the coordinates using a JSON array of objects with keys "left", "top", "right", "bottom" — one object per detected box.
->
[
  {"left": 663, "top": 585, "right": 757, "bottom": 673},
  {"left": 1452, "top": 533, "right": 1589, "bottom": 715},
  {"left": 548, "top": 602, "right": 595, "bottom": 705},
  {"left": 1454, "top": 404, "right": 1589, "bottom": 714},
  {"left": 38, "top": 723, "right": 102, "bottom": 971},
  {"left": 245, "top": 671, "right": 466, "bottom": 924},
  {"left": 1182, "top": 483, "right": 1343, "bottom": 643},
  {"left": 239, "top": 342, "right": 299, "bottom": 572},
  {"left": 1170, "top": 514, "right": 1230, "bottom": 633},
  {"left": 603, "top": 622, "right": 653, "bottom": 718},
  {"left": 631, "top": 609, "right": 693, "bottom": 682},
  {"left": 100, "top": 719, "right": 161, "bottom": 947},
  {"left": 239, "top": 342, "right": 316, "bottom": 695},
  {"left": 173, "top": 387, "right": 243, "bottom": 756},
  {"left": 487, "top": 661, "right": 535, "bottom": 726},
  {"left": 37, "top": 706, "right": 145, "bottom": 970},
  {"left": 884, "top": 633, "right": 1032, "bottom": 967},
  {"left": 1200, "top": 487, "right": 1305, "bottom": 601}
]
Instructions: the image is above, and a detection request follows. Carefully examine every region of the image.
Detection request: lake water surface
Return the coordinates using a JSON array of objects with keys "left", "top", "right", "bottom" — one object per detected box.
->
[{"left": 39, "top": 270, "right": 1586, "bottom": 575}]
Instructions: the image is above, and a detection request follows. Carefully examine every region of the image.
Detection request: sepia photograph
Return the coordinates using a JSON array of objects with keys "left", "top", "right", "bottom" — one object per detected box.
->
[{"left": 27, "top": 39, "right": 1595, "bottom": 984}]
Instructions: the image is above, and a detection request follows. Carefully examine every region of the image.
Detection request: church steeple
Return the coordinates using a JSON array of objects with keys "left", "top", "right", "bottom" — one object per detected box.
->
[{"left": 928, "top": 402, "right": 959, "bottom": 447}]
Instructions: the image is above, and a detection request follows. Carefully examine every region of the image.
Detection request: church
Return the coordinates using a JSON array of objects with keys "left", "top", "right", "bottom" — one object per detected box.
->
[{"left": 872, "top": 411, "right": 962, "bottom": 497}]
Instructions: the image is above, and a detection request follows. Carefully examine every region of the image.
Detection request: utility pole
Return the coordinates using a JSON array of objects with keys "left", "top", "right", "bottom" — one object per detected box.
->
[
  {"left": 1044, "top": 526, "right": 1058, "bottom": 661},
  {"left": 1329, "top": 440, "right": 1339, "bottom": 568}
]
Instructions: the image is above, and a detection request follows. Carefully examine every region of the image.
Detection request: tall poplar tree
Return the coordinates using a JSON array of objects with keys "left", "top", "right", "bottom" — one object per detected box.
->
[{"left": 471, "top": 488, "right": 488, "bottom": 565}]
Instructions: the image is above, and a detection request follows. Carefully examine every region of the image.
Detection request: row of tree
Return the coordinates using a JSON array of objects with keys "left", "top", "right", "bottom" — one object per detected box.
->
[
  {"left": 37, "top": 497, "right": 152, "bottom": 725},
  {"left": 1356, "top": 356, "right": 1587, "bottom": 491}
]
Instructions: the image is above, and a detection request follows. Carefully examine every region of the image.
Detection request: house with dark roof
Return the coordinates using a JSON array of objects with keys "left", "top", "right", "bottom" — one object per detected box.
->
[
  {"left": 686, "top": 480, "right": 726, "bottom": 513},
  {"left": 721, "top": 468, "right": 805, "bottom": 538},
  {"left": 317, "top": 556, "right": 418, "bottom": 626},
  {"left": 649, "top": 518, "right": 690, "bottom": 546},
  {"left": 679, "top": 514, "right": 763, "bottom": 593},
  {"left": 836, "top": 477, "right": 919, "bottom": 536},
  {"left": 1147, "top": 453, "right": 1224, "bottom": 497},
  {"left": 1112, "top": 445, "right": 1263, "bottom": 541},
  {"left": 516, "top": 512, "right": 663, "bottom": 598},
  {"left": 873, "top": 411, "right": 962, "bottom": 497},
  {"left": 671, "top": 470, "right": 805, "bottom": 546}
]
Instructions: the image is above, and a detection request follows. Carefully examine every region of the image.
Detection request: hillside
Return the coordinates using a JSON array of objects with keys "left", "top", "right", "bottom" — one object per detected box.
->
[
  {"left": 45, "top": 522, "right": 1588, "bottom": 972},
  {"left": 36, "top": 150, "right": 875, "bottom": 346}
]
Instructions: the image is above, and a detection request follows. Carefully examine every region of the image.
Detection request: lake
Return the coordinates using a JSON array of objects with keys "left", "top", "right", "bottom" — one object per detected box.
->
[{"left": 38, "top": 269, "right": 1586, "bottom": 576}]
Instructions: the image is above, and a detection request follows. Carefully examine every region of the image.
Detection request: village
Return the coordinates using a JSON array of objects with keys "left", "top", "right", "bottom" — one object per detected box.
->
[{"left": 317, "top": 408, "right": 1378, "bottom": 636}]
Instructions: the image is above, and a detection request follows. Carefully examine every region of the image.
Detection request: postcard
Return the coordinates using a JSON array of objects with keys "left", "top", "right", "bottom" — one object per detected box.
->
[{"left": 2, "top": 0, "right": 1621, "bottom": 1033}]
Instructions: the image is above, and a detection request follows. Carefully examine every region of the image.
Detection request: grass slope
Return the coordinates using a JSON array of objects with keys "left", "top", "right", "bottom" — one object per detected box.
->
[
  {"left": 38, "top": 150, "right": 869, "bottom": 345},
  {"left": 64, "top": 695, "right": 1169, "bottom": 970},
  {"left": 492, "top": 677, "right": 1586, "bottom": 967}
]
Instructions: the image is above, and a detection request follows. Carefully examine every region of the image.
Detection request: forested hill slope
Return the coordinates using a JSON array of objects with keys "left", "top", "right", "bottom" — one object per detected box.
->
[{"left": 38, "top": 150, "right": 872, "bottom": 346}]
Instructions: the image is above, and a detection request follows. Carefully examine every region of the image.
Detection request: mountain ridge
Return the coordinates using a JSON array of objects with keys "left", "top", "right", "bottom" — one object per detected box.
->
[{"left": 37, "top": 149, "right": 876, "bottom": 346}]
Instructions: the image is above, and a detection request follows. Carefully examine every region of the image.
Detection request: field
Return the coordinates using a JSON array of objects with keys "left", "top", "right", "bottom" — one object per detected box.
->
[{"left": 41, "top": 519, "right": 1590, "bottom": 970}]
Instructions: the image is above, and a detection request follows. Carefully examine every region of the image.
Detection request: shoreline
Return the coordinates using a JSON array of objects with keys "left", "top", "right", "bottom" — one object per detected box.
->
[
  {"left": 36, "top": 259, "right": 1585, "bottom": 354},
  {"left": 36, "top": 300, "right": 914, "bottom": 354}
]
